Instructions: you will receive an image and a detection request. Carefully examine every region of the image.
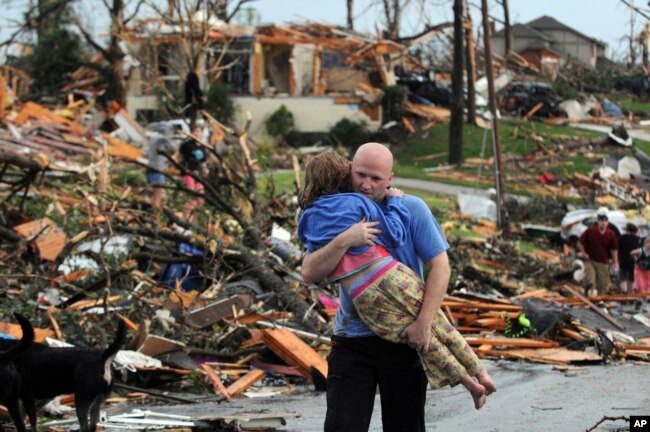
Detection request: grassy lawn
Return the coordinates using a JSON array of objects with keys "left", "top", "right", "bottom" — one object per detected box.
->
[{"left": 391, "top": 118, "right": 630, "bottom": 180}]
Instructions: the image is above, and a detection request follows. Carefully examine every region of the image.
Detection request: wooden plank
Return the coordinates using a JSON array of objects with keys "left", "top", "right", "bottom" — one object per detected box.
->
[
  {"left": 524, "top": 101, "right": 544, "bottom": 119},
  {"left": 559, "top": 328, "right": 585, "bottom": 341},
  {"left": 623, "top": 344, "right": 650, "bottom": 352},
  {"left": 464, "top": 336, "right": 559, "bottom": 348},
  {"left": 442, "top": 301, "right": 522, "bottom": 312},
  {"left": 200, "top": 364, "right": 231, "bottom": 400},
  {"left": 225, "top": 369, "right": 265, "bottom": 397},
  {"left": 511, "top": 289, "right": 549, "bottom": 300},
  {"left": 66, "top": 295, "right": 122, "bottom": 310},
  {"left": 138, "top": 335, "right": 186, "bottom": 357},
  {"left": 186, "top": 294, "right": 252, "bottom": 328},
  {"left": 561, "top": 284, "right": 625, "bottom": 330},
  {"left": 261, "top": 328, "right": 327, "bottom": 382},
  {"left": 13, "top": 217, "right": 68, "bottom": 261}
]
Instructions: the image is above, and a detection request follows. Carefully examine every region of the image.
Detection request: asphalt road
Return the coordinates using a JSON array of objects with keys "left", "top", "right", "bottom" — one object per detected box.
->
[{"left": 102, "top": 360, "right": 650, "bottom": 432}]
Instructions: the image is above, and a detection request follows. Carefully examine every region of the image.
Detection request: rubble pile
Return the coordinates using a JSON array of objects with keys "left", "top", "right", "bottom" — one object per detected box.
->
[{"left": 0, "top": 79, "right": 649, "bottom": 432}]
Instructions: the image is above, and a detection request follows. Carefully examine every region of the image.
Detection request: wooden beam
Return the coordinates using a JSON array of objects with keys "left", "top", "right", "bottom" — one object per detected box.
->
[
  {"left": 561, "top": 284, "right": 625, "bottom": 331},
  {"left": 225, "top": 369, "right": 265, "bottom": 397}
]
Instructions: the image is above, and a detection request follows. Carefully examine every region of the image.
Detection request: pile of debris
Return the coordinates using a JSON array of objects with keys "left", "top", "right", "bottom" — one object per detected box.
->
[{"left": 0, "top": 91, "right": 649, "bottom": 431}]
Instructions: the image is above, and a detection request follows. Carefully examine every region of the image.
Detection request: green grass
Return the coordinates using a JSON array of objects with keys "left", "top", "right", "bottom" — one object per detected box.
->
[
  {"left": 392, "top": 119, "right": 614, "bottom": 180},
  {"left": 608, "top": 94, "right": 650, "bottom": 114}
]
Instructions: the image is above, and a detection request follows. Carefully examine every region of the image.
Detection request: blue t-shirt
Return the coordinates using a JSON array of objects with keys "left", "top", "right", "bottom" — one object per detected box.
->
[
  {"left": 298, "top": 193, "right": 410, "bottom": 255},
  {"left": 333, "top": 194, "right": 450, "bottom": 336}
]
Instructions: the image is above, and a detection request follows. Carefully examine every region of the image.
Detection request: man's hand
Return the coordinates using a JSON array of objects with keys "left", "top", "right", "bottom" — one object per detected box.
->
[
  {"left": 399, "top": 319, "right": 432, "bottom": 353},
  {"left": 385, "top": 187, "right": 404, "bottom": 197},
  {"left": 342, "top": 218, "right": 381, "bottom": 247},
  {"left": 300, "top": 218, "right": 382, "bottom": 284}
]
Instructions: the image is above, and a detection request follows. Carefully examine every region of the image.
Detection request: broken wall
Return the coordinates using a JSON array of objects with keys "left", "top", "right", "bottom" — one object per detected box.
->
[
  {"left": 232, "top": 96, "right": 380, "bottom": 137},
  {"left": 292, "top": 44, "right": 315, "bottom": 96},
  {"left": 264, "top": 44, "right": 291, "bottom": 94}
]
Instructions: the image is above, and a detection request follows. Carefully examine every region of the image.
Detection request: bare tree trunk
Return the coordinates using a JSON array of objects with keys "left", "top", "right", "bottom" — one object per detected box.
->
[
  {"left": 382, "top": 0, "right": 402, "bottom": 40},
  {"left": 449, "top": 0, "right": 464, "bottom": 165},
  {"left": 74, "top": 0, "right": 138, "bottom": 107},
  {"left": 501, "top": 0, "right": 511, "bottom": 56},
  {"left": 642, "top": 23, "right": 649, "bottom": 70},
  {"left": 347, "top": 0, "right": 354, "bottom": 30},
  {"left": 629, "top": 7, "right": 637, "bottom": 67},
  {"left": 464, "top": 2, "right": 477, "bottom": 126}
]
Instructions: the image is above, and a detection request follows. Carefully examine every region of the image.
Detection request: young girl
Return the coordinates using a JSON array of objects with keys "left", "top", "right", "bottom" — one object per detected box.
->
[
  {"left": 631, "top": 236, "right": 650, "bottom": 293},
  {"left": 297, "top": 151, "right": 496, "bottom": 410}
]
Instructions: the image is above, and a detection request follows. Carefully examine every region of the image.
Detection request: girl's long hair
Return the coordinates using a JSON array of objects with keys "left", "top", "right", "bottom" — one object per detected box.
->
[{"left": 298, "top": 151, "right": 352, "bottom": 208}]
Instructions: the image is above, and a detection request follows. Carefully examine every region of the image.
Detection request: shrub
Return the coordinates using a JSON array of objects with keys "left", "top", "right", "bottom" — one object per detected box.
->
[
  {"left": 265, "top": 105, "right": 294, "bottom": 137},
  {"left": 329, "top": 118, "right": 370, "bottom": 148}
]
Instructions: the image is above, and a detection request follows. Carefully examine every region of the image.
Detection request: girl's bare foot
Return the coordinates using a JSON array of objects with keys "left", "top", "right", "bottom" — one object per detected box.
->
[
  {"left": 460, "top": 375, "right": 487, "bottom": 410},
  {"left": 476, "top": 369, "right": 497, "bottom": 395}
]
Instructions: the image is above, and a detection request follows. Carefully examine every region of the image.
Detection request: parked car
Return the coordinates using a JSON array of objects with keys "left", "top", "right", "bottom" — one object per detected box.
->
[
  {"left": 499, "top": 81, "right": 562, "bottom": 118},
  {"left": 395, "top": 67, "right": 452, "bottom": 107},
  {"left": 560, "top": 208, "right": 650, "bottom": 246}
]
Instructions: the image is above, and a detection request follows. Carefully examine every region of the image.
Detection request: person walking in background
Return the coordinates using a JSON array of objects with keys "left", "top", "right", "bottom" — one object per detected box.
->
[
  {"left": 146, "top": 122, "right": 176, "bottom": 210},
  {"left": 577, "top": 207, "right": 619, "bottom": 296},
  {"left": 631, "top": 236, "right": 650, "bottom": 293},
  {"left": 179, "top": 123, "right": 207, "bottom": 221},
  {"left": 618, "top": 223, "right": 640, "bottom": 293}
]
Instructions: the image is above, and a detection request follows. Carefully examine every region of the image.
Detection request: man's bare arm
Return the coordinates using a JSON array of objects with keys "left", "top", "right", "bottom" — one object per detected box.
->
[
  {"left": 301, "top": 220, "right": 381, "bottom": 284},
  {"left": 399, "top": 251, "right": 451, "bottom": 352}
]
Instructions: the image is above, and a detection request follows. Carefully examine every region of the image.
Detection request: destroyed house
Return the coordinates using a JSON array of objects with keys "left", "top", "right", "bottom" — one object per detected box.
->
[
  {"left": 124, "top": 22, "right": 409, "bottom": 133},
  {"left": 492, "top": 15, "right": 607, "bottom": 71}
]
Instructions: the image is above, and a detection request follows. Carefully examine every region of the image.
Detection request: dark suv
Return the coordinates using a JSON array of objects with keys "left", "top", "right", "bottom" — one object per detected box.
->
[
  {"left": 500, "top": 81, "right": 562, "bottom": 118},
  {"left": 395, "top": 67, "right": 452, "bottom": 107}
]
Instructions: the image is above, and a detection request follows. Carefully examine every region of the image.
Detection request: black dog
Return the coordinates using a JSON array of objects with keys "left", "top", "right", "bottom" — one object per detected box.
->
[
  {"left": 0, "top": 313, "right": 34, "bottom": 432},
  {"left": 7, "top": 318, "right": 126, "bottom": 432}
]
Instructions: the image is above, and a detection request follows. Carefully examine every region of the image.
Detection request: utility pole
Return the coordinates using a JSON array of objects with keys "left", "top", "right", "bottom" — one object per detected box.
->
[{"left": 480, "top": 0, "right": 508, "bottom": 234}]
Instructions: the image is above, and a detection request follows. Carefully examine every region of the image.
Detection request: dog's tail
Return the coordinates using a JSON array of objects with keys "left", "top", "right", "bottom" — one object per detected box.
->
[
  {"left": 0, "top": 313, "right": 35, "bottom": 361},
  {"left": 102, "top": 319, "right": 127, "bottom": 361}
]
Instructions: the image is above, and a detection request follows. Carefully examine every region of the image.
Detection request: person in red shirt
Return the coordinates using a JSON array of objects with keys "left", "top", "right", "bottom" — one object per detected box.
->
[{"left": 577, "top": 207, "right": 619, "bottom": 295}]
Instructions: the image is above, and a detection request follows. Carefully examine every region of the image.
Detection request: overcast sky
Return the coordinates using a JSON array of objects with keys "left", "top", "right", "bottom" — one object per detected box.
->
[{"left": 0, "top": 0, "right": 644, "bottom": 61}]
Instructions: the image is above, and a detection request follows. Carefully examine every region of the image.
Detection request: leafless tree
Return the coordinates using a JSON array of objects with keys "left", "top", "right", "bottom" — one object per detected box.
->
[
  {"left": 497, "top": 0, "right": 511, "bottom": 56},
  {"left": 381, "top": 0, "right": 412, "bottom": 40},
  {"left": 347, "top": 0, "right": 355, "bottom": 30},
  {"left": 72, "top": 0, "right": 147, "bottom": 107}
]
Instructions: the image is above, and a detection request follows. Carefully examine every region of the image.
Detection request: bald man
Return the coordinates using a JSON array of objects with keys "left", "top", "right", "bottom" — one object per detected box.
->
[{"left": 301, "top": 143, "right": 451, "bottom": 432}]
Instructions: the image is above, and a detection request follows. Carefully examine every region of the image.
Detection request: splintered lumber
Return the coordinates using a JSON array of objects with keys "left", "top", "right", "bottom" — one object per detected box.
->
[
  {"left": 186, "top": 294, "right": 252, "bottom": 328},
  {"left": 66, "top": 295, "right": 123, "bottom": 311},
  {"left": 623, "top": 344, "right": 650, "bottom": 352},
  {"left": 554, "top": 292, "right": 650, "bottom": 304},
  {"left": 479, "top": 347, "right": 601, "bottom": 365},
  {"left": 138, "top": 335, "right": 187, "bottom": 357},
  {"left": 511, "top": 289, "right": 549, "bottom": 300},
  {"left": 464, "top": 336, "right": 559, "bottom": 348},
  {"left": 560, "top": 328, "right": 586, "bottom": 341},
  {"left": 225, "top": 369, "right": 266, "bottom": 397},
  {"left": 0, "top": 322, "right": 55, "bottom": 343},
  {"left": 561, "top": 284, "right": 625, "bottom": 331},
  {"left": 442, "top": 301, "right": 522, "bottom": 312},
  {"left": 261, "top": 328, "right": 328, "bottom": 382},
  {"left": 201, "top": 364, "right": 231, "bottom": 400},
  {"left": 524, "top": 102, "right": 544, "bottom": 119},
  {"left": 13, "top": 217, "right": 67, "bottom": 261}
]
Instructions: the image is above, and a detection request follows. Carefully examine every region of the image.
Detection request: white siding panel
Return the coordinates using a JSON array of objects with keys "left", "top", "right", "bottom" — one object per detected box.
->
[{"left": 232, "top": 96, "right": 380, "bottom": 136}]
